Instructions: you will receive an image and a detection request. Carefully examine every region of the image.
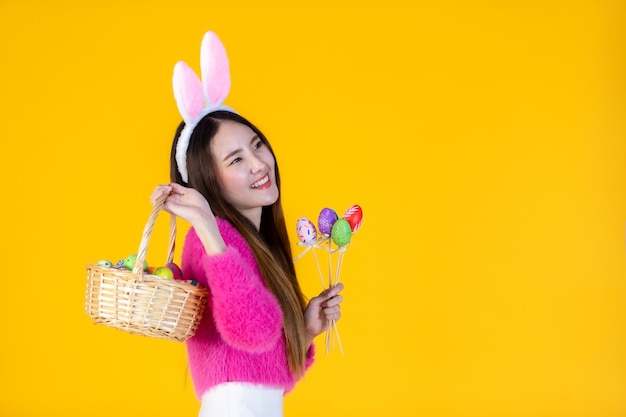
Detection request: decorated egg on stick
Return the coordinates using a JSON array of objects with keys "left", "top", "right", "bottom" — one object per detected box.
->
[
  {"left": 342, "top": 205, "right": 363, "bottom": 233},
  {"left": 296, "top": 217, "right": 317, "bottom": 244},
  {"left": 331, "top": 218, "right": 352, "bottom": 246},
  {"left": 318, "top": 208, "right": 338, "bottom": 236}
]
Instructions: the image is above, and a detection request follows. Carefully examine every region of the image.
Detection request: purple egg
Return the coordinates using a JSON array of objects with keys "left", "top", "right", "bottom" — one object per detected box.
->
[{"left": 318, "top": 208, "right": 339, "bottom": 236}]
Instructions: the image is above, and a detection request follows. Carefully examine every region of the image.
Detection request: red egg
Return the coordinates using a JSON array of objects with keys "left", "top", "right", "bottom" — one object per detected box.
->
[
  {"left": 342, "top": 205, "right": 363, "bottom": 232},
  {"left": 166, "top": 262, "right": 184, "bottom": 280}
]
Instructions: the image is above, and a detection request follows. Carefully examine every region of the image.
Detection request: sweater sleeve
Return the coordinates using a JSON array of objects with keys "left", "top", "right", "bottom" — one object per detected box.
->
[{"left": 181, "top": 223, "right": 284, "bottom": 353}]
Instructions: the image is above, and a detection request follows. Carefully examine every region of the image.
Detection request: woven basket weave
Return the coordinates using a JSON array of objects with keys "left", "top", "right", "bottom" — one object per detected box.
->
[{"left": 85, "top": 195, "right": 209, "bottom": 342}]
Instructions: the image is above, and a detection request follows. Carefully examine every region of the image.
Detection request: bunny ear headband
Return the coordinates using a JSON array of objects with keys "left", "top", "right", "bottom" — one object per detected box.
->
[{"left": 173, "top": 31, "right": 236, "bottom": 183}]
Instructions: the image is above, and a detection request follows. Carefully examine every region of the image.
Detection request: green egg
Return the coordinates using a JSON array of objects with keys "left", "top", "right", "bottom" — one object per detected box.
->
[
  {"left": 122, "top": 253, "right": 149, "bottom": 271},
  {"left": 331, "top": 218, "right": 352, "bottom": 246}
]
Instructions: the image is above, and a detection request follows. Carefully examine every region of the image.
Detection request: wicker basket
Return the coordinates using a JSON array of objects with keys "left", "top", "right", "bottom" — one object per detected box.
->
[{"left": 85, "top": 195, "right": 209, "bottom": 342}]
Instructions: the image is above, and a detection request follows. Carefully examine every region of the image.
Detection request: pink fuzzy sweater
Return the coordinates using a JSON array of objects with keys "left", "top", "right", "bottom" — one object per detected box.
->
[{"left": 181, "top": 217, "right": 315, "bottom": 399}]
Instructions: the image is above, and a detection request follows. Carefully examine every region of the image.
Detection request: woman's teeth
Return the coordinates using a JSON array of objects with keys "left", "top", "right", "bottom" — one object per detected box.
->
[{"left": 251, "top": 175, "right": 269, "bottom": 188}]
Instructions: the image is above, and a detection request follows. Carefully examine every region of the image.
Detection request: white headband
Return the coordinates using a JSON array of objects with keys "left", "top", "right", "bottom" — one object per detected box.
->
[{"left": 173, "top": 31, "right": 236, "bottom": 183}]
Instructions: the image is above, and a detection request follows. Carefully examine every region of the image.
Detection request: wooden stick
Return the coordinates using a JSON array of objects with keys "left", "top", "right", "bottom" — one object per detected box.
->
[
  {"left": 293, "top": 234, "right": 348, "bottom": 355},
  {"left": 293, "top": 236, "right": 331, "bottom": 262},
  {"left": 333, "top": 320, "right": 344, "bottom": 355},
  {"left": 326, "top": 322, "right": 333, "bottom": 355},
  {"left": 311, "top": 247, "right": 326, "bottom": 290},
  {"left": 327, "top": 236, "right": 332, "bottom": 289},
  {"left": 292, "top": 244, "right": 313, "bottom": 263},
  {"left": 334, "top": 247, "right": 345, "bottom": 286}
]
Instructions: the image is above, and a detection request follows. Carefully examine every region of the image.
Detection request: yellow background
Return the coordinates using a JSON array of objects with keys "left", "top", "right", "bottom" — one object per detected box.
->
[{"left": 1, "top": 0, "right": 625, "bottom": 416}]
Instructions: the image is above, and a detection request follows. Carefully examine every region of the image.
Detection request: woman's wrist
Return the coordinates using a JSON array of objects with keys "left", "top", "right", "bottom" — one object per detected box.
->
[
  {"left": 195, "top": 215, "right": 226, "bottom": 255},
  {"left": 305, "top": 330, "right": 316, "bottom": 349}
]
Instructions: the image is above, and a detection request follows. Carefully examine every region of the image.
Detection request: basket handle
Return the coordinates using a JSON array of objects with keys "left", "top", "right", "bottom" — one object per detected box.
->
[{"left": 133, "top": 194, "right": 177, "bottom": 276}]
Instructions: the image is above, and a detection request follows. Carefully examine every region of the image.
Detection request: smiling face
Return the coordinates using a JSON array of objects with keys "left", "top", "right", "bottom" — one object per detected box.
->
[{"left": 210, "top": 119, "right": 279, "bottom": 228}]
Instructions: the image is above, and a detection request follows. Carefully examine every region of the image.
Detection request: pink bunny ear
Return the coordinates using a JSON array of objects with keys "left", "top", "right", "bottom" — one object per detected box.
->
[
  {"left": 172, "top": 61, "right": 204, "bottom": 123},
  {"left": 200, "top": 31, "right": 231, "bottom": 106},
  {"left": 173, "top": 31, "right": 235, "bottom": 184}
]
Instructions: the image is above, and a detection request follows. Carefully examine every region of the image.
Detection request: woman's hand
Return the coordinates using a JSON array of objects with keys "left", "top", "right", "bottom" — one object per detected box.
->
[
  {"left": 150, "top": 183, "right": 226, "bottom": 254},
  {"left": 150, "top": 183, "right": 212, "bottom": 225},
  {"left": 304, "top": 283, "right": 344, "bottom": 347}
]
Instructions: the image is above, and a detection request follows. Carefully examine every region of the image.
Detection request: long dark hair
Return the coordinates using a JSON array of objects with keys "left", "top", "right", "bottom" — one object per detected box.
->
[{"left": 171, "top": 111, "right": 309, "bottom": 376}]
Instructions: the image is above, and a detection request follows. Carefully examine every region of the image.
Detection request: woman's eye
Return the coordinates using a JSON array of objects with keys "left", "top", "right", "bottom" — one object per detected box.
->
[
  {"left": 230, "top": 157, "right": 242, "bottom": 165},
  {"left": 254, "top": 140, "right": 263, "bottom": 150}
]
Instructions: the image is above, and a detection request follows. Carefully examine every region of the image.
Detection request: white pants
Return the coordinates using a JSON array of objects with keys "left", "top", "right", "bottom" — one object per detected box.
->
[{"left": 199, "top": 382, "right": 284, "bottom": 417}]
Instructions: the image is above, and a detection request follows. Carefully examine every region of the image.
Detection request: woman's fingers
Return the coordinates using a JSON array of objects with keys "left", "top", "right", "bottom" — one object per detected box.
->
[
  {"left": 150, "top": 184, "right": 173, "bottom": 205},
  {"left": 323, "top": 303, "right": 342, "bottom": 320},
  {"left": 168, "top": 182, "right": 189, "bottom": 196},
  {"left": 321, "top": 291, "right": 343, "bottom": 321},
  {"left": 323, "top": 294, "right": 343, "bottom": 308},
  {"left": 326, "top": 282, "right": 344, "bottom": 297}
]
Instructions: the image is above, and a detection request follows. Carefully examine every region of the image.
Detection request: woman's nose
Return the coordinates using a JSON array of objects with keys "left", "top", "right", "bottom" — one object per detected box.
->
[{"left": 249, "top": 155, "right": 264, "bottom": 173}]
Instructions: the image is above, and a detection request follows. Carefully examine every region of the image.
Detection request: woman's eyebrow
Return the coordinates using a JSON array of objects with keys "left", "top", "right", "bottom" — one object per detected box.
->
[{"left": 222, "top": 135, "right": 260, "bottom": 162}]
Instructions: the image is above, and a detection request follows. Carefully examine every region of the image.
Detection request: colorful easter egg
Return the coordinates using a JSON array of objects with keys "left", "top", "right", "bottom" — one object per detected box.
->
[
  {"left": 318, "top": 208, "right": 339, "bottom": 236},
  {"left": 342, "top": 205, "right": 363, "bottom": 233},
  {"left": 122, "top": 253, "right": 149, "bottom": 272},
  {"left": 296, "top": 217, "right": 317, "bottom": 244},
  {"left": 331, "top": 218, "right": 352, "bottom": 246},
  {"left": 96, "top": 260, "right": 113, "bottom": 268},
  {"left": 166, "top": 262, "right": 184, "bottom": 280},
  {"left": 153, "top": 266, "right": 174, "bottom": 280}
]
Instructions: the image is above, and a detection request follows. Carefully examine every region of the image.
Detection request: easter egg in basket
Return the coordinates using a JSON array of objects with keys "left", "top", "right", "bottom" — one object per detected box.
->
[
  {"left": 153, "top": 266, "right": 175, "bottom": 280},
  {"left": 96, "top": 260, "right": 113, "bottom": 268},
  {"left": 166, "top": 262, "right": 184, "bottom": 280},
  {"left": 122, "top": 253, "right": 149, "bottom": 271}
]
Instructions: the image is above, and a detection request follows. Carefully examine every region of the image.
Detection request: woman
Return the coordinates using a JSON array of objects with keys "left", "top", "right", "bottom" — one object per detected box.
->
[{"left": 150, "top": 109, "right": 344, "bottom": 416}]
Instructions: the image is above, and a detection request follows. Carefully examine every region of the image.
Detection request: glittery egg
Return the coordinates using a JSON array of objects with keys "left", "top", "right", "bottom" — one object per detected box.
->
[
  {"left": 342, "top": 204, "right": 363, "bottom": 233},
  {"left": 331, "top": 218, "right": 352, "bottom": 246},
  {"left": 296, "top": 217, "right": 317, "bottom": 244},
  {"left": 318, "top": 208, "right": 339, "bottom": 236}
]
